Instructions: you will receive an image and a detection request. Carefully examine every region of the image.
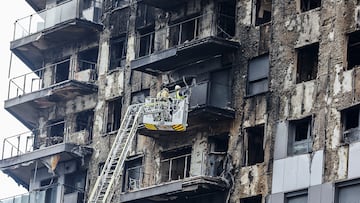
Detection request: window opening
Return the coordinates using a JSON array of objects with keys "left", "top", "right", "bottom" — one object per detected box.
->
[
  {"left": 137, "top": 26, "right": 155, "bottom": 57},
  {"left": 217, "top": 0, "right": 236, "bottom": 38},
  {"left": 208, "top": 136, "right": 228, "bottom": 176},
  {"left": 122, "top": 156, "right": 143, "bottom": 192},
  {"left": 347, "top": 31, "right": 360, "bottom": 70},
  {"left": 79, "top": 48, "right": 98, "bottom": 71},
  {"left": 131, "top": 89, "right": 150, "bottom": 104},
  {"left": 160, "top": 147, "right": 192, "bottom": 182},
  {"left": 296, "top": 43, "right": 319, "bottom": 83},
  {"left": 47, "top": 119, "right": 65, "bottom": 146},
  {"left": 247, "top": 54, "right": 269, "bottom": 95},
  {"left": 169, "top": 16, "right": 199, "bottom": 47},
  {"left": 64, "top": 171, "right": 86, "bottom": 194},
  {"left": 245, "top": 125, "right": 265, "bottom": 166},
  {"left": 76, "top": 110, "right": 94, "bottom": 140},
  {"left": 300, "top": 0, "right": 321, "bottom": 12},
  {"left": 110, "top": 37, "right": 127, "bottom": 71},
  {"left": 254, "top": 0, "right": 272, "bottom": 26},
  {"left": 54, "top": 60, "right": 70, "bottom": 84},
  {"left": 240, "top": 195, "right": 262, "bottom": 203},
  {"left": 106, "top": 97, "right": 122, "bottom": 133},
  {"left": 342, "top": 106, "right": 360, "bottom": 143},
  {"left": 288, "top": 117, "right": 312, "bottom": 156},
  {"left": 40, "top": 177, "right": 58, "bottom": 203}
]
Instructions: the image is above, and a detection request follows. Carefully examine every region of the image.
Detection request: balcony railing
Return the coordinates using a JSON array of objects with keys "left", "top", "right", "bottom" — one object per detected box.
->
[
  {"left": 1, "top": 120, "right": 91, "bottom": 160},
  {"left": 7, "top": 59, "right": 97, "bottom": 99},
  {"left": 0, "top": 184, "right": 84, "bottom": 203},
  {"left": 13, "top": 0, "right": 103, "bottom": 40},
  {"left": 135, "top": 12, "right": 235, "bottom": 58},
  {"left": 123, "top": 152, "right": 226, "bottom": 192}
]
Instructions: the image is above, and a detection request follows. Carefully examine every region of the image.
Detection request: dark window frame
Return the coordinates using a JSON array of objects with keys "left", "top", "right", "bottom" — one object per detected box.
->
[
  {"left": 244, "top": 125, "right": 265, "bottom": 166},
  {"left": 341, "top": 105, "right": 360, "bottom": 143},
  {"left": 296, "top": 43, "right": 319, "bottom": 83},
  {"left": 299, "top": 0, "right": 321, "bottom": 12},
  {"left": 109, "top": 36, "right": 127, "bottom": 71},
  {"left": 285, "top": 189, "right": 308, "bottom": 203},
  {"left": 288, "top": 117, "right": 313, "bottom": 156},
  {"left": 106, "top": 97, "right": 122, "bottom": 133}
]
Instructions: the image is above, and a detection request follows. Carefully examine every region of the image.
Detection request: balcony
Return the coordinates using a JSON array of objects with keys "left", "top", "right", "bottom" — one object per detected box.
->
[
  {"left": 130, "top": 13, "right": 239, "bottom": 75},
  {"left": 120, "top": 152, "right": 228, "bottom": 202},
  {"left": 140, "top": 0, "right": 189, "bottom": 10},
  {"left": 11, "top": 0, "right": 103, "bottom": 70},
  {"left": 0, "top": 184, "right": 84, "bottom": 203},
  {"left": 188, "top": 81, "right": 234, "bottom": 121},
  {"left": 0, "top": 122, "right": 92, "bottom": 188},
  {"left": 5, "top": 59, "right": 97, "bottom": 129}
]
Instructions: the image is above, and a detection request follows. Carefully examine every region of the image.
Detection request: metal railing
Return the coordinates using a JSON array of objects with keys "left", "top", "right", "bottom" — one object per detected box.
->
[
  {"left": 122, "top": 152, "right": 225, "bottom": 192},
  {"left": 0, "top": 184, "right": 84, "bottom": 203},
  {"left": 8, "top": 59, "right": 97, "bottom": 99},
  {"left": 135, "top": 12, "right": 235, "bottom": 58},
  {"left": 1, "top": 121, "right": 66, "bottom": 160},
  {"left": 13, "top": 0, "right": 103, "bottom": 40}
]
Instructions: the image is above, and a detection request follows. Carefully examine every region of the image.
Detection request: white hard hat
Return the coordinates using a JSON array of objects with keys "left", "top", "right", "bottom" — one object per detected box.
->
[{"left": 175, "top": 85, "right": 181, "bottom": 90}]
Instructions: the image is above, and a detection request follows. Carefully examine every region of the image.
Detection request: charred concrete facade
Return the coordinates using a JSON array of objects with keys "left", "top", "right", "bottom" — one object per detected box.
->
[{"left": 2, "top": 0, "right": 360, "bottom": 203}]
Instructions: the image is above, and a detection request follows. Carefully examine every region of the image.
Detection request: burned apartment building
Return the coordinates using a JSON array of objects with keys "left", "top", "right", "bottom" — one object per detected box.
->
[{"left": 2, "top": 0, "right": 360, "bottom": 203}]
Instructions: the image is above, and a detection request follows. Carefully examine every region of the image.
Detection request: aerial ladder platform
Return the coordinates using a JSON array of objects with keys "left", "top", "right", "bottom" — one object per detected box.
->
[{"left": 88, "top": 96, "right": 189, "bottom": 203}]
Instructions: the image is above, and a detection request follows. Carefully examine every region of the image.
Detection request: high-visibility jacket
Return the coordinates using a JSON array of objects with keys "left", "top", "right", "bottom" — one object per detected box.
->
[{"left": 176, "top": 90, "right": 185, "bottom": 99}]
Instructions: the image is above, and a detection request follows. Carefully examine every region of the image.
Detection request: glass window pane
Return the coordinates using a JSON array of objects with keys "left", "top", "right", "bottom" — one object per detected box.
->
[
  {"left": 248, "top": 55, "right": 269, "bottom": 81},
  {"left": 338, "top": 184, "right": 360, "bottom": 203}
]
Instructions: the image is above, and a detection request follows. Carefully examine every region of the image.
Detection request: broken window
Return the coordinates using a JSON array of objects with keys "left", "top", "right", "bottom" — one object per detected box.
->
[
  {"left": 136, "top": 4, "right": 156, "bottom": 28},
  {"left": 341, "top": 106, "right": 360, "bottom": 143},
  {"left": 254, "top": 0, "right": 272, "bottom": 26},
  {"left": 286, "top": 190, "right": 308, "bottom": 203},
  {"left": 79, "top": 48, "right": 98, "bottom": 71},
  {"left": 131, "top": 89, "right": 150, "bottom": 104},
  {"left": 240, "top": 195, "right": 262, "bottom": 203},
  {"left": 40, "top": 177, "right": 58, "bottom": 203},
  {"left": 106, "top": 97, "right": 122, "bottom": 133},
  {"left": 137, "top": 26, "right": 155, "bottom": 57},
  {"left": 244, "top": 125, "right": 265, "bottom": 166},
  {"left": 208, "top": 136, "right": 228, "bottom": 176},
  {"left": 169, "top": 16, "right": 199, "bottom": 47},
  {"left": 160, "top": 147, "right": 191, "bottom": 182},
  {"left": 122, "top": 156, "right": 143, "bottom": 192},
  {"left": 47, "top": 119, "right": 65, "bottom": 146},
  {"left": 109, "top": 37, "right": 127, "bottom": 71},
  {"left": 300, "top": 0, "right": 321, "bottom": 12},
  {"left": 296, "top": 43, "right": 319, "bottom": 83},
  {"left": 288, "top": 117, "right": 312, "bottom": 156},
  {"left": 347, "top": 31, "right": 360, "bottom": 70},
  {"left": 337, "top": 180, "right": 360, "bottom": 203},
  {"left": 217, "top": 0, "right": 236, "bottom": 38},
  {"left": 53, "top": 59, "right": 70, "bottom": 84},
  {"left": 247, "top": 54, "right": 269, "bottom": 96},
  {"left": 64, "top": 171, "right": 86, "bottom": 195},
  {"left": 76, "top": 110, "right": 94, "bottom": 134}
]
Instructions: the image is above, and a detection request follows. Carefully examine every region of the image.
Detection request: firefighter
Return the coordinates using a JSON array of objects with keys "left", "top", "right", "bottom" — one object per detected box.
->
[
  {"left": 175, "top": 85, "right": 187, "bottom": 99},
  {"left": 156, "top": 87, "right": 170, "bottom": 101}
]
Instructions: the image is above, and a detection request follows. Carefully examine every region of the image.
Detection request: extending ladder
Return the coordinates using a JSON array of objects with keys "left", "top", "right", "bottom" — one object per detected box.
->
[{"left": 88, "top": 104, "right": 144, "bottom": 203}]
